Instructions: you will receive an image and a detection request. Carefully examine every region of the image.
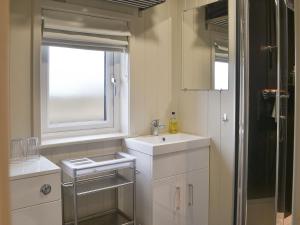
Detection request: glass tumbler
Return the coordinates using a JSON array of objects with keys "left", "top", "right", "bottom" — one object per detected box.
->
[
  {"left": 26, "top": 137, "right": 40, "bottom": 160},
  {"left": 10, "top": 139, "right": 26, "bottom": 163}
]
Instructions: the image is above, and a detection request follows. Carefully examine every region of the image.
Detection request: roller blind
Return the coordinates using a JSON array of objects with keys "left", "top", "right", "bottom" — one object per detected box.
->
[
  {"left": 214, "top": 43, "right": 228, "bottom": 62},
  {"left": 42, "top": 9, "right": 130, "bottom": 49}
]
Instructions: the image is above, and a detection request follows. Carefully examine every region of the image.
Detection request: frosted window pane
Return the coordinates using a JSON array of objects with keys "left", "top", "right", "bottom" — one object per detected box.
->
[
  {"left": 48, "top": 46, "right": 105, "bottom": 125},
  {"left": 214, "top": 61, "right": 229, "bottom": 90}
]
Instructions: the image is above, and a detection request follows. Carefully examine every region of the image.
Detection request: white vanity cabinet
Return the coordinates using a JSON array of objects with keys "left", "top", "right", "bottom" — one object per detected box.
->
[
  {"left": 10, "top": 156, "right": 62, "bottom": 225},
  {"left": 153, "top": 169, "right": 209, "bottom": 225},
  {"left": 125, "top": 133, "right": 210, "bottom": 225}
]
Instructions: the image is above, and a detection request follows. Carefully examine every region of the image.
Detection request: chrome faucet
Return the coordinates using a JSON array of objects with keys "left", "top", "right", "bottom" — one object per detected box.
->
[{"left": 151, "top": 119, "right": 165, "bottom": 136}]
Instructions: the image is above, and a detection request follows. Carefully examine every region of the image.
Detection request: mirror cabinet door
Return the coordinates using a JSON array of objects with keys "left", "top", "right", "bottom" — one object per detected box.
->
[{"left": 181, "top": 0, "right": 229, "bottom": 90}]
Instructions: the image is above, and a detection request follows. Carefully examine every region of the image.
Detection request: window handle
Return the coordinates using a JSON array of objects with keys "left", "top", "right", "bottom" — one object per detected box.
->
[{"left": 111, "top": 77, "right": 117, "bottom": 96}]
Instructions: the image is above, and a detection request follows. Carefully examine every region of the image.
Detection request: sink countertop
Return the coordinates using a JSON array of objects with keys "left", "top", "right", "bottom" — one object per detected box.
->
[
  {"left": 125, "top": 133, "right": 210, "bottom": 156},
  {"left": 10, "top": 156, "right": 60, "bottom": 181}
]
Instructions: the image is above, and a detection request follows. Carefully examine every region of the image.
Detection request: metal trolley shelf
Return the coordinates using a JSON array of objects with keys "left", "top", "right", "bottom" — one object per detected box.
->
[
  {"left": 61, "top": 152, "right": 136, "bottom": 225},
  {"left": 64, "top": 209, "right": 134, "bottom": 225}
]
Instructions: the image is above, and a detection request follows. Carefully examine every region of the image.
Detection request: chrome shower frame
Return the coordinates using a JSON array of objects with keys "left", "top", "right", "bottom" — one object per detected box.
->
[
  {"left": 236, "top": 0, "right": 249, "bottom": 224},
  {"left": 236, "top": 1, "right": 290, "bottom": 225},
  {"left": 275, "top": 1, "right": 282, "bottom": 225}
]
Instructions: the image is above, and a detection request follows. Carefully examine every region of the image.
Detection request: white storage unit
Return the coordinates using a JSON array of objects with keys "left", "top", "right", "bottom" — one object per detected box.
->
[
  {"left": 125, "top": 134, "right": 210, "bottom": 225},
  {"left": 10, "top": 156, "right": 62, "bottom": 225}
]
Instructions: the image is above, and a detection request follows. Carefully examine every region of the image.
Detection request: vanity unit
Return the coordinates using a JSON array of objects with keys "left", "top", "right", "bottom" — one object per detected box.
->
[
  {"left": 10, "top": 156, "right": 62, "bottom": 225},
  {"left": 125, "top": 133, "right": 210, "bottom": 225}
]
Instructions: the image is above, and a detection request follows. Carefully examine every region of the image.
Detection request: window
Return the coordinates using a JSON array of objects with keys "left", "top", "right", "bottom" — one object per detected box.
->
[
  {"left": 214, "top": 61, "right": 229, "bottom": 90},
  {"left": 212, "top": 42, "right": 229, "bottom": 90},
  {"left": 37, "top": 7, "right": 130, "bottom": 143},
  {"left": 48, "top": 46, "right": 106, "bottom": 126},
  {"left": 41, "top": 45, "right": 124, "bottom": 139}
]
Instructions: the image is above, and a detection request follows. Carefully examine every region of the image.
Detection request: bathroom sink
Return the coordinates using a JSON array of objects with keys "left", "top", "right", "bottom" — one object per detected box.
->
[{"left": 125, "top": 133, "right": 210, "bottom": 156}]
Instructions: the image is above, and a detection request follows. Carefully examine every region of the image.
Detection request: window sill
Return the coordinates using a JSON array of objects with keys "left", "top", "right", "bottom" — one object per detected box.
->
[{"left": 40, "top": 132, "right": 128, "bottom": 149}]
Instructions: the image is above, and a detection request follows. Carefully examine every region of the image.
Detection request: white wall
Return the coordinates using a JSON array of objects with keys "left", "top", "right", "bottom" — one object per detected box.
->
[
  {"left": 10, "top": 0, "right": 32, "bottom": 138},
  {"left": 0, "top": 0, "right": 11, "bottom": 223},
  {"left": 129, "top": 1, "right": 176, "bottom": 136}
]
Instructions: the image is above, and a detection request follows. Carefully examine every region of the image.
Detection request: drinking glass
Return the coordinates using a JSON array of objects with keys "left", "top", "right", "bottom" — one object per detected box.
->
[
  {"left": 10, "top": 139, "right": 26, "bottom": 163},
  {"left": 26, "top": 137, "right": 40, "bottom": 160}
]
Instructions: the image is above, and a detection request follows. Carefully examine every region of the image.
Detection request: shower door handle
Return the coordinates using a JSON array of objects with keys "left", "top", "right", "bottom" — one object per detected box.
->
[
  {"left": 279, "top": 115, "right": 286, "bottom": 120},
  {"left": 280, "top": 94, "right": 290, "bottom": 99},
  {"left": 261, "top": 45, "right": 277, "bottom": 51}
]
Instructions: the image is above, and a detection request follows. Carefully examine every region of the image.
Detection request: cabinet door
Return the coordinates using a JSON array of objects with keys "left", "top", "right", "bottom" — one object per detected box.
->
[
  {"left": 182, "top": 169, "right": 209, "bottom": 225},
  {"left": 11, "top": 200, "right": 62, "bottom": 225},
  {"left": 153, "top": 176, "right": 183, "bottom": 225}
]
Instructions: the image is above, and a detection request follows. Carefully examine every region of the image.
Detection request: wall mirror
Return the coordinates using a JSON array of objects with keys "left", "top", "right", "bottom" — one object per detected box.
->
[{"left": 182, "top": 0, "right": 229, "bottom": 90}]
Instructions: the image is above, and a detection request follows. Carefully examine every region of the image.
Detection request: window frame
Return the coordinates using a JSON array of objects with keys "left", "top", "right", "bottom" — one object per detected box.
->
[{"left": 40, "top": 44, "right": 121, "bottom": 139}]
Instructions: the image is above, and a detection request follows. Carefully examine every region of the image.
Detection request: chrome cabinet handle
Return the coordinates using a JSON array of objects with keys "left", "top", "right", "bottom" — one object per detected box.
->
[
  {"left": 40, "top": 184, "right": 52, "bottom": 195},
  {"left": 175, "top": 186, "right": 181, "bottom": 211},
  {"left": 188, "top": 184, "right": 194, "bottom": 206}
]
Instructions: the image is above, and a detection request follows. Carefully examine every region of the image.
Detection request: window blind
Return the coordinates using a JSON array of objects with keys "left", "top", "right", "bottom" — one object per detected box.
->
[
  {"left": 42, "top": 9, "right": 130, "bottom": 49},
  {"left": 214, "top": 43, "right": 228, "bottom": 62}
]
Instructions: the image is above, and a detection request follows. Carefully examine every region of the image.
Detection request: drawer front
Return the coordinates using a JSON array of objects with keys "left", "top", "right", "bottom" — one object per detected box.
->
[
  {"left": 153, "top": 147, "right": 209, "bottom": 180},
  {"left": 10, "top": 173, "right": 61, "bottom": 210},
  {"left": 11, "top": 200, "right": 62, "bottom": 225}
]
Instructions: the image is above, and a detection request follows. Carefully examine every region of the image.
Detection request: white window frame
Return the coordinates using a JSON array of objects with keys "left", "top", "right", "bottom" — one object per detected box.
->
[{"left": 40, "top": 44, "right": 122, "bottom": 140}]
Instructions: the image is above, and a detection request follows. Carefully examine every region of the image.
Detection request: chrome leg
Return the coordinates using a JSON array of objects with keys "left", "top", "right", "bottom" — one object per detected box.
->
[
  {"left": 73, "top": 178, "right": 78, "bottom": 225},
  {"left": 61, "top": 171, "right": 65, "bottom": 225},
  {"left": 133, "top": 162, "right": 136, "bottom": 225}
]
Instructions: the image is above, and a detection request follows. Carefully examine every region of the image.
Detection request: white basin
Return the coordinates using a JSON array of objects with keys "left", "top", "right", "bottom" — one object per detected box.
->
[{"left": 125, "top": 133, "right": 210, "bottom": 156}]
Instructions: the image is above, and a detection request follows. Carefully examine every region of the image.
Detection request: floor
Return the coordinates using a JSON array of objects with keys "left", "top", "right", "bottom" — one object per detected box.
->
[
  {"left": 247, "top": 198, "right": 292, "bottom": 225},
  {"left": 247, "top": 198, "right": 275, "bottom": 225}
]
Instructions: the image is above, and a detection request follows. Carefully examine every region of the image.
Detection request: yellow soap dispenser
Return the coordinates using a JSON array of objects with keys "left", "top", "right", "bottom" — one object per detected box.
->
[{"left": 169, "top": 112, "right": 178, "bottom": 134}]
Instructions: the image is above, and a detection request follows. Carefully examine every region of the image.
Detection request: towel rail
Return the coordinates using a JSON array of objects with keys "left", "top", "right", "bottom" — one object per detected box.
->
[{"left": 104, "top": 0, "right": 166, "bottom": 10}]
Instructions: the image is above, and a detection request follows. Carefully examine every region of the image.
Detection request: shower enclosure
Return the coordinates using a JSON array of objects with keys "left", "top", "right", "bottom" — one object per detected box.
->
[{"left": 236, "top": 0, "right": 295, "bottom": 225}]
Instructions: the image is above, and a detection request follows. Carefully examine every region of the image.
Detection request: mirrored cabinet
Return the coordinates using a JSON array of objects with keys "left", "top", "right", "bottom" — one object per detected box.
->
[{"left": 181, "top": 0, "right": 229, "bottom": 90}]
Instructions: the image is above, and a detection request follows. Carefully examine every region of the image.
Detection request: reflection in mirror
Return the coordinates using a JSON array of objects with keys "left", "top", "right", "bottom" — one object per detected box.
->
[
  {"left": 182, "top": 0, "right": 229, "bottom": 90},
  {"left": 213, "top": 42, "right": 229, "bottom": 90}
]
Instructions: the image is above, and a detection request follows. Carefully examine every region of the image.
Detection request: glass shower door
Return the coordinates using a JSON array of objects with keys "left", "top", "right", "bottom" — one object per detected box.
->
[
  {"left": 247, "top": 1, "right": 278, "bottom": 224},
  {"left": 276, "top": 1, "right": 294, "bottom": 224},
  {"left": 236, "top": 0, "right": 295, "bottom": 225}
]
